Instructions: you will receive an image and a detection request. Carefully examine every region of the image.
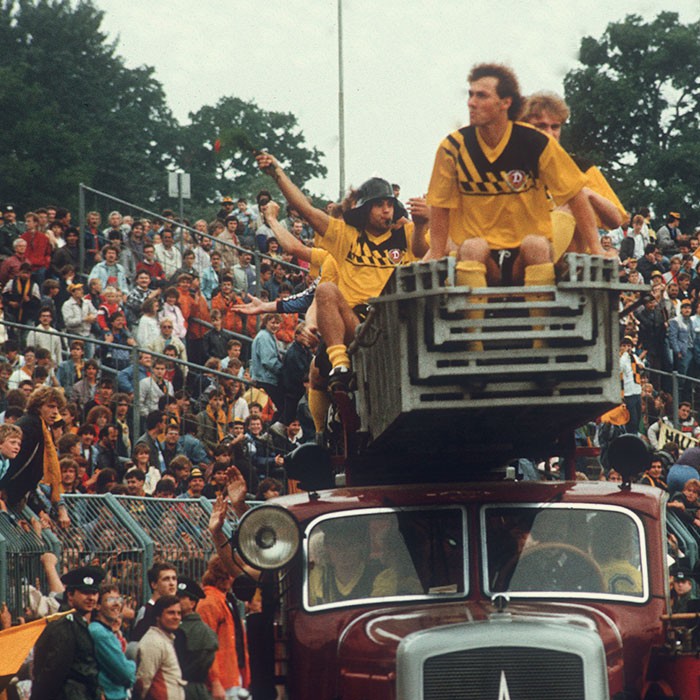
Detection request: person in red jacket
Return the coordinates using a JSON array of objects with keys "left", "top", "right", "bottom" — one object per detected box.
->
[
  {"left": 21, "top": 212, "right": 52, "bottom": 283},
  {"left": 136, "top": 242, "right": 167, "bottom": 289}
]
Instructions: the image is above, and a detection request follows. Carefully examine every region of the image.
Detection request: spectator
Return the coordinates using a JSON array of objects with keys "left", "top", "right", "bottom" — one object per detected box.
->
[
  {"left": 71, "top": 359, "right": 100, "bottom": 412},
  {"left": 139, "top": 358, "right": 174, "bottom": 419},
  {"left": 32, "top": 566, "right": 105, "bottom": 700},
  {"left": 134, "top": 595, "right": 185, "bottom": 700},
  {"left": 131, "top": 562, "right": 178, "bottom": 643},
  {"left": 155, "top": 229, "right": 182, "bottom": 279},
  {"left": 136, "top": 242, "right": 167, "bottom": 288},
  {"left": 0, "top": 238, "right": 28, "bottom": 287},
  {"left": 174, "top": 577, "right": 219, "bottom": 700},
  {"left": 2, "top": 262, "right": 41, "bottom": 327},
  {"left": 197, "top": 390, "right": 227, "bottom": 457},
  {"left": 89, "top": 245, "right": 129, "bottom": 293},
  {"left": 136, "top": 297, "right": 162, "bottom": 349},
  {"left": 177, "top": 467, "right": 206, "bottom": 500},
  {"left": 198, "top": 556, "right": 250, "bottom": 699},
  {"left": 0, "top": 385, "right": 65, "bottom": 506},
  {"left": 250, "top": 313, "right": 284, "bottom": 419},
  {"left": 89, "top": 583, "right": 136, "bottom": 700},
  {"left": 203, "top": 309, "right": 228, "bottom": 359},
  {"left": 134, "top": 411, "right": 166, "bottom": 474},
  {"left": 130, "top": 443, "right": 161, "bottom": 495},
  {"left": 57, "top": 339, "right": 86, "bottom": 391},
  {"left": 21, "top": 212, "right": 52, "bottom": 283}
]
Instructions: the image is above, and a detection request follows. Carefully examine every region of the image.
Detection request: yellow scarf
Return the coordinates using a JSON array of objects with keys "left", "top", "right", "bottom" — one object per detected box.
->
[
  {"left": 40, "top": 419, "right": 63, "bottom": 504},
  {"left": 206, "top": 406, "right": 226, "bottom": 443}
]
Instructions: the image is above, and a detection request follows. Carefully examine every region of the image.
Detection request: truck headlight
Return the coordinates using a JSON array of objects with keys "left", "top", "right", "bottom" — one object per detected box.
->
[{"left": 235, "top": 505, "right": 300, "bottom": 570}]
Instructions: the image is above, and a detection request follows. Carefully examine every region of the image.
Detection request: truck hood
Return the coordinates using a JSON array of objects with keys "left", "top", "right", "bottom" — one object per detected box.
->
[{"left": 337, "top": 600, "right": 624, "bottom": 694}]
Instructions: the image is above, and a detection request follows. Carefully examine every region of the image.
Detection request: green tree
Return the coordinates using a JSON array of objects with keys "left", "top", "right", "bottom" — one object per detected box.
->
[
  {"left": 178, "top": 96, "right": 327, "bottom": 214},
  {"left": 563, "top": 12, "right": 700, "bottom": 222},
  {"left": 0, "top": 0, "right": 178, "bottom": 215}
]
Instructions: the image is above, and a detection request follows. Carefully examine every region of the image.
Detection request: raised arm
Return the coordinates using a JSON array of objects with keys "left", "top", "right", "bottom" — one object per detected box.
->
[
  {"left": 262, "top": 201, "right": 312, "bottom": 262},
  {"left": 256, "top": 153, "right": 330, "bottom": 237},
  {"left": 407, "top": 196, "right": 430, "bottom": 258}
]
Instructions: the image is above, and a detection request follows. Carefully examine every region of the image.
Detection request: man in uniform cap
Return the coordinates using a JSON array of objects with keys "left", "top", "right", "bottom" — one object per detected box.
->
[
  {"left": 175, "top": 577, "right": 219, "bottom": 700},
  {"left": 31, "top": 566, "right": 106, "bottom": 700},
  {"left": 671, "top": 559, "right": 697, "bottom": 613}
]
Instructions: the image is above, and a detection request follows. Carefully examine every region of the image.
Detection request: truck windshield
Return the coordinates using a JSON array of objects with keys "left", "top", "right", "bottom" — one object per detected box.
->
[
  {"left": 482, "top": 504, "right": 647, "bottom": 600},
  {"left": 305, "top": 507, "right": 466, "bottom": 610}
]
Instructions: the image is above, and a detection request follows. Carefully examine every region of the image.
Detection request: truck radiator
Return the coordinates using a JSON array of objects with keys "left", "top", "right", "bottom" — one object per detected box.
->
[{"left": 423, "top": 646, "right": 584, "bottom": 700}]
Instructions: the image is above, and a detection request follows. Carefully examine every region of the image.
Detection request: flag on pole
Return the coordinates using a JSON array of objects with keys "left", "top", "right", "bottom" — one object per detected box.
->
[{"left": 0, "top": 610, "right": 73, "bottom": 691}]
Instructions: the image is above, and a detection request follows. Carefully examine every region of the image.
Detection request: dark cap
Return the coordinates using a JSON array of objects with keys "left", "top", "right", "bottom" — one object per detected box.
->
[
  {"left": 221, "top": 196, "right": 234, "bottom": 204},
  {"left": 621, "top": 336, "right": 635, "bottom": 345},
  {"left": 343, "top": 177, "right": 407, "bottom": 228},
  {"left": 671, "top": 559, "right": 695, "bottom": 581},
  {"left": 2, "top": 204, "right": 14, "bottom": 214},
  {"left": 176, "top": 576, "right": 205, "bottom": 600},
  {"left": 61, "top": 565, "right": 105, "bottom": 592},
  {"left": 189, "top": 467, "right": 205, "bottom": 481}
]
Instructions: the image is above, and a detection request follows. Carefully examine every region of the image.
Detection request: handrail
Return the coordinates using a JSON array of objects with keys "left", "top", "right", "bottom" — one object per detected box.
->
[{"left": 2, "top": 318, "right": 255, "bottom": 441}]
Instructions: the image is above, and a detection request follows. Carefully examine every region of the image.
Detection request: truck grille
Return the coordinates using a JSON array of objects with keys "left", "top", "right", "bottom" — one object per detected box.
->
[{"left": 424, "top": 647, "right": 584, "bottom": 700}]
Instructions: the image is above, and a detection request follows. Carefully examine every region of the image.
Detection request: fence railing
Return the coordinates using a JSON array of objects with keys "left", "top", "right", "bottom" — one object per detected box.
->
[
  {"left": 78, "top": 183, "right": 308, "bottom": 296},
  {"left": 1, "top": 495, "right": 238, "bottom": 620},
  {"left": 2, "top": 318, "right": 256, "bottom": 443}
]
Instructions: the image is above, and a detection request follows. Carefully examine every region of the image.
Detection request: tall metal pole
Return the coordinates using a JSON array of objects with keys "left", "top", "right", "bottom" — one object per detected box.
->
[{"left": 337, "top": 0, "right": 345, "bottom": 201}]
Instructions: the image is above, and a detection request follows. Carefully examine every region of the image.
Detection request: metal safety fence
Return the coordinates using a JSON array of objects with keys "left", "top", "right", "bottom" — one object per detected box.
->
[{"left": 0, "top": 495, "right": 235, "bottom": 620}]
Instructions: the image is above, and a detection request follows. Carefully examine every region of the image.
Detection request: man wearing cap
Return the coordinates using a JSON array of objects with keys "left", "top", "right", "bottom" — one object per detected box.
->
[
  {"left": 177, "top": 467, "right": 206, "bottom": 500},
  {"left": 175, "top": 577, "right": 219, "bottom": 700},
  {"left": 31, "top": 565, "right": 106, "bottom": 700},
  {"left": 671, "top": 560, "right": 697, "bottom": 613},
  {"left": 669, "top": 299, "right": 695, "bottom": 382},
  {"left": 256, "top": 151, "right": 424, "bottom": 388},
  {"left": 216, "top": 196, "right": 235, "bottom": 222},
  {"left": 657, "top": 212, "right": 683, "bottom": 255},
  {"left": 1, "top": 204, "right": 23, "bottom": 239}
]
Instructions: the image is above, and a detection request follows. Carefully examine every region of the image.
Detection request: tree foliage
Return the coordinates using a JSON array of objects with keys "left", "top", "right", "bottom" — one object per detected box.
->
[
  {"left": 0, "top": 1, "right": 326, "bottom": 219},
  {"left": 563, "top": 12, "right": 700, "bottom": 222},
  {"left": 0, "top": 0, "right": 178, "bottom": 214},
  {"left": 178, "top": 96, "right": 327, "bottom": 213}
]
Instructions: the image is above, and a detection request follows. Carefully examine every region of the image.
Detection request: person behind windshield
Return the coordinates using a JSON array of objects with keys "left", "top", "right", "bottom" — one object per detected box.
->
[{"left": 308, "top": 518, "right": 382, "bottom": 605}]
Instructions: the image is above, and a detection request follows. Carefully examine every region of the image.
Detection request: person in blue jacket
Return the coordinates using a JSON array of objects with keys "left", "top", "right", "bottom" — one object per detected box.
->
[{"left": 89, "top": 583, "right": 136, "bottom": 700}]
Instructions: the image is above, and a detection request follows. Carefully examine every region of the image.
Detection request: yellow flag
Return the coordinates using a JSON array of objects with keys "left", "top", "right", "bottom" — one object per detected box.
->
[{"left": 0, "top": 610, "right": 72, "bottom": 678}]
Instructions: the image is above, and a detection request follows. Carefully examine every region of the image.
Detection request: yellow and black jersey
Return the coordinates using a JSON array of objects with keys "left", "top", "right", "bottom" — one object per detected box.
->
[
  {"left": 571, "top": 154, "right": 627, "bottom": 228},
  {"left": 427, "top": 121, "right": 587, "bottom": 250},
  {"left": 319, "top": 216, "right": 418, "bottom": 307}
]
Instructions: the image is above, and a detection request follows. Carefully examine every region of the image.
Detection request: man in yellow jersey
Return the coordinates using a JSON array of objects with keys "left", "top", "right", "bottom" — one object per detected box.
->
[
  {"left": 426, "top": 63, "right": 605, "bottom": 294},
  {"left": 521, "top": 91, "right": 626, "bottom": 259},
  {"left": 256, "top": 152, "right": 422, "bottom": 392}
]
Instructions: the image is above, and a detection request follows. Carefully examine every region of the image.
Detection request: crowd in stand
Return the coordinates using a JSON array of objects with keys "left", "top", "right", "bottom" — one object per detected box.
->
[{"left": 0, "top": 195, "right": 320, "bottom": 517}]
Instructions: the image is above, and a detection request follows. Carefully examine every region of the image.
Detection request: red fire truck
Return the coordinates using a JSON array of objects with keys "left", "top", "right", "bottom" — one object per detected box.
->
[{"left": 232, "top": 256, "right": 697, "bottom": 699}]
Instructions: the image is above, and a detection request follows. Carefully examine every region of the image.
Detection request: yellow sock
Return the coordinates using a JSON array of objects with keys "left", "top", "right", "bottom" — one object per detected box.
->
[
  {"left": 455, "top": 261, "right": 487, "bottom": 351},
  {"left": 524, "top": 262, "right": 555, "bottom": 348},
  {"left": 455, "top": 260, "right": 487, "bottom": 288},
  {"left": 326, "top": 344, "right": 350, "bottom": 370},
  {"left": 308, "top": 388, "right": 331, "bottom": 434}
]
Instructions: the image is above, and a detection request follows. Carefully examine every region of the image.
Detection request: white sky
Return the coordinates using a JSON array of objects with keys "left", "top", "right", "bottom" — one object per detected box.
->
[{"left": 94, "top": 0, "right": 700, "bottom": 204}]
